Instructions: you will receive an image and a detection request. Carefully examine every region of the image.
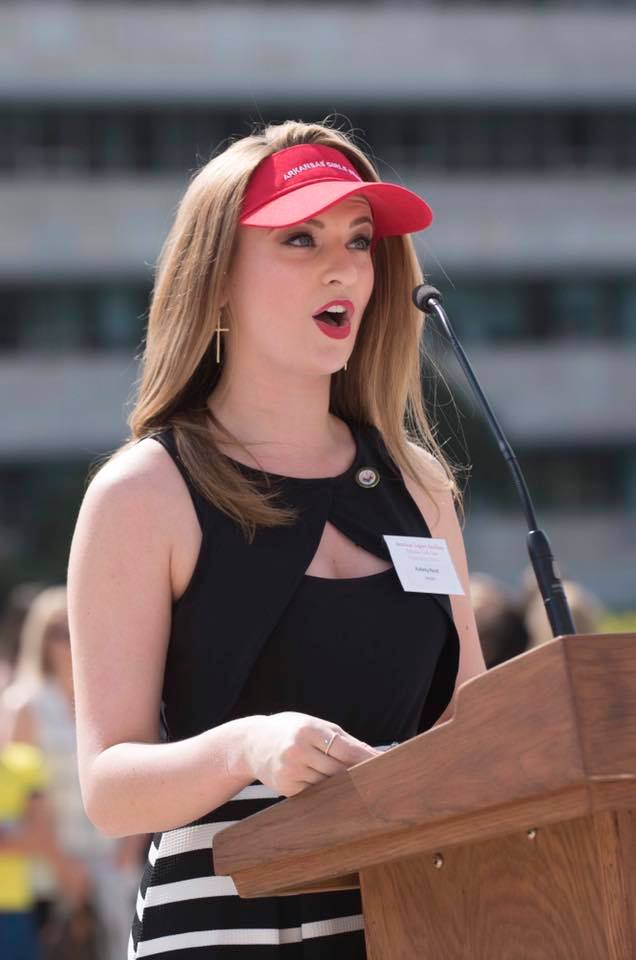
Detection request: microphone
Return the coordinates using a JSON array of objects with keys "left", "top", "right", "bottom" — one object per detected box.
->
[{"left": 412, "top": 283, "right": 576, "bottom": 640}]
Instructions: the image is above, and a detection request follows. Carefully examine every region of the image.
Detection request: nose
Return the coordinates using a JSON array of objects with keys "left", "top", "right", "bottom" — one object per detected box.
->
[{"left": 320, "top": 245, "right": 359, "bottom": 287}]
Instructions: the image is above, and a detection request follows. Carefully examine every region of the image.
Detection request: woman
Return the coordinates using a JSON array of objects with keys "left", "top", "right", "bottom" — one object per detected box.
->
[
  {"left": 3, "top": 587, "right": 146, "bottom": 960},
  {"left": 68, "top": 120, "right": 485, "bottom": 958}
]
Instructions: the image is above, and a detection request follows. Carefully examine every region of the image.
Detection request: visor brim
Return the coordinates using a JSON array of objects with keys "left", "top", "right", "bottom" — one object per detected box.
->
[{"left": 240, "top": 180, "right": 433, "bottom": 237}]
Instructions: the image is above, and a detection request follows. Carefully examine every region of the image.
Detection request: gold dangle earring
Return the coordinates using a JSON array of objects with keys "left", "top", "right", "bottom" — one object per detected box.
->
[
  {"left": 343, "top": 360, "right": 347, "bottom": 371},
  {"left": 214, "top": 311, "right": 229, "bottom": 364}
]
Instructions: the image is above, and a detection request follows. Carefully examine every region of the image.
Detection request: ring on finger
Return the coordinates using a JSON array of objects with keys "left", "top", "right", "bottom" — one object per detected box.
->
[{"left": 322, "top": 731, "right": 339, "bottom": 756}]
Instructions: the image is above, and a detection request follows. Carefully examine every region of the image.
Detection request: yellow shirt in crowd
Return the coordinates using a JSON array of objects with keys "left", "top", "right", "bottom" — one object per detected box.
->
[{"left": 0, "top": 741, "right": 48, "bottom": 911}]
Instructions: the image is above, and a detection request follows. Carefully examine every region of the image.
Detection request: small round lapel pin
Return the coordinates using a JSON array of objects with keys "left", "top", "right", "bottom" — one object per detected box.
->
[{"left": 355, "top": 466, "right": 380, "bottom": 488}]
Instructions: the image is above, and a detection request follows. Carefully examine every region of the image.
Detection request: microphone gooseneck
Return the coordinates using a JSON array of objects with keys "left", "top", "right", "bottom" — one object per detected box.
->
[{"left": 413, "top": 283, "right": 576, "bottom": 640}]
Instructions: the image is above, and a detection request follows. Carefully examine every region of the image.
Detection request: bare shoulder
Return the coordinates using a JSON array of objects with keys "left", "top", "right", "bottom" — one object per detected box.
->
[
  {"left": 88, "top": 435, "right": 185, "bottom": 506},
  {"left": 405, "top": 438, "right": 447, "bottom": 473},
  {"left": 79, "top": 435, "right": 201, "bottom": 605},
  {"left": 69, "top": 435, "right": 181, "bottom": 620},
  {"left": 84, "top": 436, "right": 199, "bottom": 542},
  {"left": 405, "top": 439, "right": 455, "bottom": 500}
]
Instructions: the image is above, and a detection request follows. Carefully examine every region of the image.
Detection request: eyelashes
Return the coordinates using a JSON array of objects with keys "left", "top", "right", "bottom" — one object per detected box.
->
[{"left": 283, "top": 232, "right": 373, "bottom": 251}]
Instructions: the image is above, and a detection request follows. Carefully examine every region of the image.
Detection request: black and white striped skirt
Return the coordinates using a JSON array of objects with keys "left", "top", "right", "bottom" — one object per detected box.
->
[{"left": 128, "top": 780, "right": 367, "bottom": 958}]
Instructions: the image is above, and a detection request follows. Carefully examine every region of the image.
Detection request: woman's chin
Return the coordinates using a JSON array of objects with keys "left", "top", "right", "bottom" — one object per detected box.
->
[{"left": 265, "top": 351, "right": 350, "bottom": 379}]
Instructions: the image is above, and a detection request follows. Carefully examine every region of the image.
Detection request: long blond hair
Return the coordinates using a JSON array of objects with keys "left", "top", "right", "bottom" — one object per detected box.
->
[{"left": 94, "top": 119, "right": 462, "bottom": 540}]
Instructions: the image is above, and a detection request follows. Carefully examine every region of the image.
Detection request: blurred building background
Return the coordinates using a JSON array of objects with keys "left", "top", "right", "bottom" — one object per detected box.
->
[{"left": 0, "top": 0, "right": 635, "bottom": 612}]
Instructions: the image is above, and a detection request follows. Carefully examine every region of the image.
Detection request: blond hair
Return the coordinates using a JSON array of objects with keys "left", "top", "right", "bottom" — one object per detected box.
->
[
  {"left": 12, "top": 585, "right": 68, "bottom": 689},
  {"left": 93, "top": 119, "right": 462, "bottom": 539}
]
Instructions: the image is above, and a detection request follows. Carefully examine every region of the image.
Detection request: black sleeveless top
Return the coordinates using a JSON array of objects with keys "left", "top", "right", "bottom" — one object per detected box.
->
[
  {"left": 149, "top": 420, "right": 459, "bottom": 745},
  {"left": 225, "top": 569, "right": 450, "bottom": 746}
]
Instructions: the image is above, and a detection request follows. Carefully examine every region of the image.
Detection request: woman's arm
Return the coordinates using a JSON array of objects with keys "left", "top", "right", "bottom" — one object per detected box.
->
[
  {"left": 404, "top": 444, "right": 486, "bottom": 726},
  {"left": 70, "top": 442, "right": 379, "bottom": 832},
  {"left": 67, "top": 442, "right": 263, "bottom": 838}
]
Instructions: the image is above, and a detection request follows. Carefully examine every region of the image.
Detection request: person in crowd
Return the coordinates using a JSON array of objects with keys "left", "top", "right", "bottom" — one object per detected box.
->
[
  {"left": 0, "top": 738, "right": 48, "bottom": 960},
  {"left": 68, "top": 119, "right": 485, "bottom": 958},
  {"left": 523, "top": 578, "right": 607, "bottom": 648},
  {"left": 0, "top": 585, "right": 45, "bottom": 742},
  {"left": 469, "top": 573, "right": 529, "bottom": 668},
  {"left": 3, "top": 586, "right": 146, "bottom": 960}
]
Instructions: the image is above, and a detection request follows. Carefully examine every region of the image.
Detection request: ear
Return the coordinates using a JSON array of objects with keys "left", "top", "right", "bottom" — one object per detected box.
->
[{"left": 218, "top": 267, "right": 232, "bottom": 311}]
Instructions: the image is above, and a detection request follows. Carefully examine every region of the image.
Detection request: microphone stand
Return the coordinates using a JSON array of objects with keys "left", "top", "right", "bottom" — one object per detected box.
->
[{"left": 413, "top": 283, "right": 576, "bottom": 639}]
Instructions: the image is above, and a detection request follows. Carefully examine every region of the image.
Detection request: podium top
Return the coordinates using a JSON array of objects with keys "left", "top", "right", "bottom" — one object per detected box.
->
[{"left": 213, "top": 633, "right": 636, "bottom": 897}]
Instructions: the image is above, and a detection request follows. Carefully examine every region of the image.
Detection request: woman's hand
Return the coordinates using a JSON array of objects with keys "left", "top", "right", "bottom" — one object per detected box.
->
[{"left": 238, "top": 712, "right": 382, "bottom": 797}]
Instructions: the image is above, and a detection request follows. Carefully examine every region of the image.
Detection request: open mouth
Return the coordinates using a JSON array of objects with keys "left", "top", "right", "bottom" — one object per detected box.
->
[
  {"left": 311, "top": 299, "right": 354, "bottom": 328},
  {"left": 312, "top": 309, "right": 349, "bottom": 327}
]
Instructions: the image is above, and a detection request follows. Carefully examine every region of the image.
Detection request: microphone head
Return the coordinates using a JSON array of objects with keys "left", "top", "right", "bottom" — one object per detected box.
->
[{"left": 412, "top": 284, "right": 443, "bottom": 314}]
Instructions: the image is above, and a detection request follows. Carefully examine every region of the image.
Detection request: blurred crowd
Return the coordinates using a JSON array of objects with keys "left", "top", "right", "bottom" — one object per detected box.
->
[
  {"left": 0, "top": 571, "right": 607, "bottom": 958},
  {"left": 470, "top": 566, "right": 607, "bottom": 669},
  {"left": 0, "top": 584, "right": 147, "bottom": 960}
]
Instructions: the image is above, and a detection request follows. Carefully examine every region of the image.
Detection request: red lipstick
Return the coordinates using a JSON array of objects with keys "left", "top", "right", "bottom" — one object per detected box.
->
[{"left": 311, "top": 299, "right": 354, "bottom": 340}]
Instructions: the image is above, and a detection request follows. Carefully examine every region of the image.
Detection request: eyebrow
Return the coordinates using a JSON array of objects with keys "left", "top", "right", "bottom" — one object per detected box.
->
[
  {"left": 304, "top": 216, "right": 374, "bottom": 229},
  {"left": 268, "top": 215, "right": 373, "bottom": 234}
]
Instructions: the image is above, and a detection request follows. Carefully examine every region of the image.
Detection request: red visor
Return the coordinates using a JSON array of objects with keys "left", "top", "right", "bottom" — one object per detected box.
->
[{"left": 239, "top": 144, "right": 433, "bottom": 239}]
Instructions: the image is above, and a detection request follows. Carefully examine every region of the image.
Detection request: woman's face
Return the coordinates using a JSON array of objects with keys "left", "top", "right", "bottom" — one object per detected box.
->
[{"left": 223, "top": 194, "right": 375, "bottom": 377}]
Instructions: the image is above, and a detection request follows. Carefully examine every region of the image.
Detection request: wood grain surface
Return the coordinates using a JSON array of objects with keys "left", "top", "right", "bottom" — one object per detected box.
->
[
  {"left": 594, "top": 809, "right": 635, "bottom": 958},
  {"left": 564, "top": 634, "right": 636, "bottom": 777},
  {"left": 360, "top": 811, "right": 630, "bottom": 959}
]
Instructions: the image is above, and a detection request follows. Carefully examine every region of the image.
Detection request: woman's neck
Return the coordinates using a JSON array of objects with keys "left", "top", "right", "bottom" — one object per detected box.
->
[
  {"left": 207, "top": 376, "right": 355, "bottom": 477},
  {"left": 207, "top": 364, "right": 338, "bottom": 451}
]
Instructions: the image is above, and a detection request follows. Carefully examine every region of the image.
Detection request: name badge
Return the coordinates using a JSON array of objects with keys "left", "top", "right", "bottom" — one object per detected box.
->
[{"left": 383, "top": 535, "right": 465, "bottom": 595}]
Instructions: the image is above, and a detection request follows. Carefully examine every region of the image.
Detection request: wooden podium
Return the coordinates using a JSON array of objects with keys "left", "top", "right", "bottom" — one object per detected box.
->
[{"left": 213, "top": 633, "right": 636, "bottom": 959}]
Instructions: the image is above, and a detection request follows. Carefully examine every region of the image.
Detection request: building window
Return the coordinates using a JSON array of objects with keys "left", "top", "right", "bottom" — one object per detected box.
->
[
  {"left": 0, "top": 285, "right": 149, "bottom": 352},
  {"left": 2, "top": 106, "right": 636, "bottom": 175},
  {"left": 466, "top": 446, "right": 633, "bottom": 512},
  {"left": 441, "top": 277, "right": 634, "bottom": 342},
  {"left": 2, "top": 276, "right": 634, "bottom": 354}
]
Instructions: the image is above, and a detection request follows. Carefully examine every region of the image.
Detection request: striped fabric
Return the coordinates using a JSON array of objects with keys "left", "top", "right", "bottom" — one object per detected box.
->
[{"left": 129, "top": 751, "right": 394, "bottom": 958}]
